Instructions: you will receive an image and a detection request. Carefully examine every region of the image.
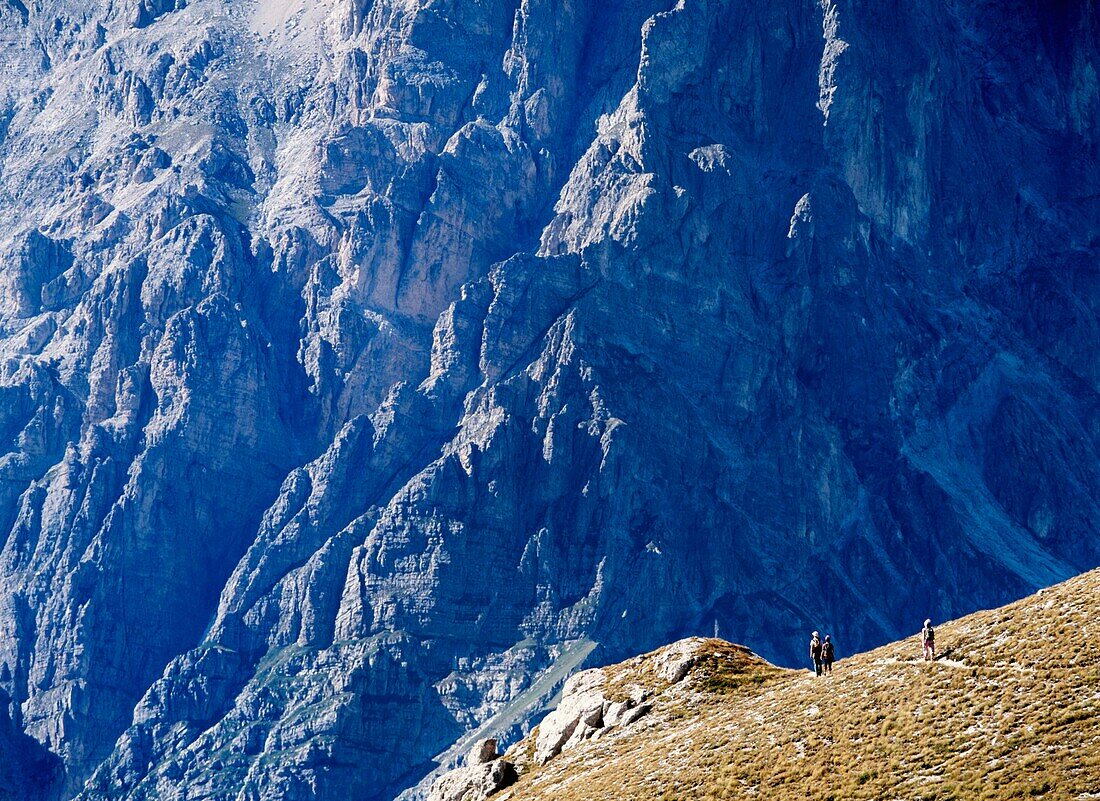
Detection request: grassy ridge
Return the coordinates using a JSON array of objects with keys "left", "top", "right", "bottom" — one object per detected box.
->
[{"left": 498, "top": 569, "right": 1100, "bottom": 801}]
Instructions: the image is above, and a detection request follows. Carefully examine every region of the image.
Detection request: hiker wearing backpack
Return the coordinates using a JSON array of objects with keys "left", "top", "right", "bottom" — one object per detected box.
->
[
  {"left": 809, "top": 631, "right": 824, "bottom": 676},
  {"left": 821, "top": 634, "right": 835, "bottom": 674},
  {"left": 922, "top": 619, "right": 935, "bottom": 661}
]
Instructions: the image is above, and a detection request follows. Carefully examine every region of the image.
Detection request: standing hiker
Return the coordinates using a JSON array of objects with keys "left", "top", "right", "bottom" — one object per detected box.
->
[
  {"left": 821, "top": 634, "right": 835, "bottom": 675},
  {"left": 809, "top": 631, "right": 824, "bottom": 676},
  {"left": 921, "top": 619, "right": 936, "bottom": 661}
]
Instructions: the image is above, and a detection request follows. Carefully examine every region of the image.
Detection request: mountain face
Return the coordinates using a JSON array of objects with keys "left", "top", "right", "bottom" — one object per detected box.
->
[
  {"left": 0, "top": 0, "right": 1097, "bottom": 798},
  {"left": 458, "top": 568, "right": 1100, "bottom": 801}
]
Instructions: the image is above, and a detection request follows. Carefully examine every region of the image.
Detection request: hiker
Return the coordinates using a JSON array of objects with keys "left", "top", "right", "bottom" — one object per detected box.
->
[
  {"left": 922, "top": 618, "right": 936, "bottom": 661},
  {"left": 821, "top": 634, "right": 835, "bottom": 674},
  {"left": 809, "top": 630, "right": 824, "bottom": 676}
]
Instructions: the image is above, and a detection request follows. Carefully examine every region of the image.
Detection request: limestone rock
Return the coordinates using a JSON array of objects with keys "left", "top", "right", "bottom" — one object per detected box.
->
[
  {"left": 0, "top": 687, "right": 63, "bottom": 801},
  {"left": 468, "top": 739, "right": 500, "bottom": 766},
  {"left": 427, "top": 755, "right": 518, "bottom": 801},
  {"left": 533, "top": 670, "right": 608, "bottom": 765},
  {"left": 532, "top": 653, "right": 664, "bottom": 765},
  {"left": 0, "top": 2, "right": 1096, "bottom": 801}
]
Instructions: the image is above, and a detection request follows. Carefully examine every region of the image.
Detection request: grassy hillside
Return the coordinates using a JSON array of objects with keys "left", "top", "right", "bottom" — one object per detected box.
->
[{"left": 496, "top": 570, "right": 1100, "bottom": 801}]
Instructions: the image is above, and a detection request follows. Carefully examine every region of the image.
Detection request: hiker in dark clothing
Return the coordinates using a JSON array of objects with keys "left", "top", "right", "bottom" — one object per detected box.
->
[
  {"left": 809, "top": 631, "right": 824, "bottom": 676},
  {"left": 922, "top": 619, "right": 936, "bottom": 661},
  {"left": 821, "top": 634, "right": 835, "bottom": 674}
]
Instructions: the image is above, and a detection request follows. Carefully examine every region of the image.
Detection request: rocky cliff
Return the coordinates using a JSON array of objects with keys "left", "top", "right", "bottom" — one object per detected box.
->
[{"left": 0, "top": 0, "right": 1097, "bottom": 799}]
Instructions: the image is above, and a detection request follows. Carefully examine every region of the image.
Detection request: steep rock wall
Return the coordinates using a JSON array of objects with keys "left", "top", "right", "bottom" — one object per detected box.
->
[{"left": 0, "top": 0, "right": 1097, "bottom": 798}]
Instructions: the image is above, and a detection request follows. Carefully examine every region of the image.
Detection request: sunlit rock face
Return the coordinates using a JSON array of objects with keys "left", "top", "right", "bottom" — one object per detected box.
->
[{"left": 0, "top": 0, "right": 1097, "bottom": 798}]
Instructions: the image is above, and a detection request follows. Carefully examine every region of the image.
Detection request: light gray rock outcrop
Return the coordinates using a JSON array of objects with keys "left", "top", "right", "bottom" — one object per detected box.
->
[
  {"left": 427, "top": 739, "right": 517, "bottom": 801},
  {"left": 533, "top": 670, "right": 610, "bottom": 765},
  {"left": 427, "top": 759, "right": 517, "bottom": 801},
  {"left": 467, "top": 739, "right": 500, "bottom": 766},
  {"left": 532, "top": 647, "right": 671, "bottom": 765}
]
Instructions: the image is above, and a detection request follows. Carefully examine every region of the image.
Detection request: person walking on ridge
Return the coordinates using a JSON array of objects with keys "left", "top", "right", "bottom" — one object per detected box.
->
[
  {"left": 821, "top": 634, "right": 835, "bottom": 675},
  {"left": 921, "top": 618, "right": 935, "bottom": 661},
  {"left": 809, "top": 631, "right": 824, "bottom": 676}
]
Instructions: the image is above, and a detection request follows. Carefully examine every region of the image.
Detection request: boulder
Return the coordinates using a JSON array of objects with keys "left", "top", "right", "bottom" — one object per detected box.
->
[
  {"left": 467, "top": 738, "right": 499, "bottom": 766},
  {"left": 427, "top": 758, "right": 518, "bottom": 801}
]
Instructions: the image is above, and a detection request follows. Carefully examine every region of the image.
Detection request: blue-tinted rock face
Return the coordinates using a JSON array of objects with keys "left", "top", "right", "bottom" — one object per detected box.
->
[{"left": 0, "top": 0, "right": 1096, "bottom": 798}]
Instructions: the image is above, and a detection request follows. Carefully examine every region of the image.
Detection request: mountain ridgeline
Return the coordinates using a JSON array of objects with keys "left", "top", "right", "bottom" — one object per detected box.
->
[
  {"left": 444, "top": 568, "right": 1100, "bottom": 801},
  {"left": 0, "top": 0, "right": 1097, "bottom": 799}
]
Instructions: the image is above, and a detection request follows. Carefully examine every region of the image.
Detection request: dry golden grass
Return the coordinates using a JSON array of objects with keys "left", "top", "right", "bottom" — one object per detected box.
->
[
  {"left": 497, "top": 569, "right": 1100, "bottom": 801},
  {"left": 594, "top": 639, "right": 787, "bottom": 702}
]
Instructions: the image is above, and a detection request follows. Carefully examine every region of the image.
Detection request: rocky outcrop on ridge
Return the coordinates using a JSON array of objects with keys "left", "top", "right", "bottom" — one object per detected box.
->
[
  {"left": 526, "top": 638, "right": 735, "bottom": 766},
  {"left": 428, "top": 637, "right": 784, "bottom": 801},
  {"left": 0, "top": 0, "right": 1097, "bottom": 800},
  {"left": 427, "top": 739, "right": 517, "bottom": 801},
  {"left": 428, "top": 638, "right": 777, "bottom": 801}
]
